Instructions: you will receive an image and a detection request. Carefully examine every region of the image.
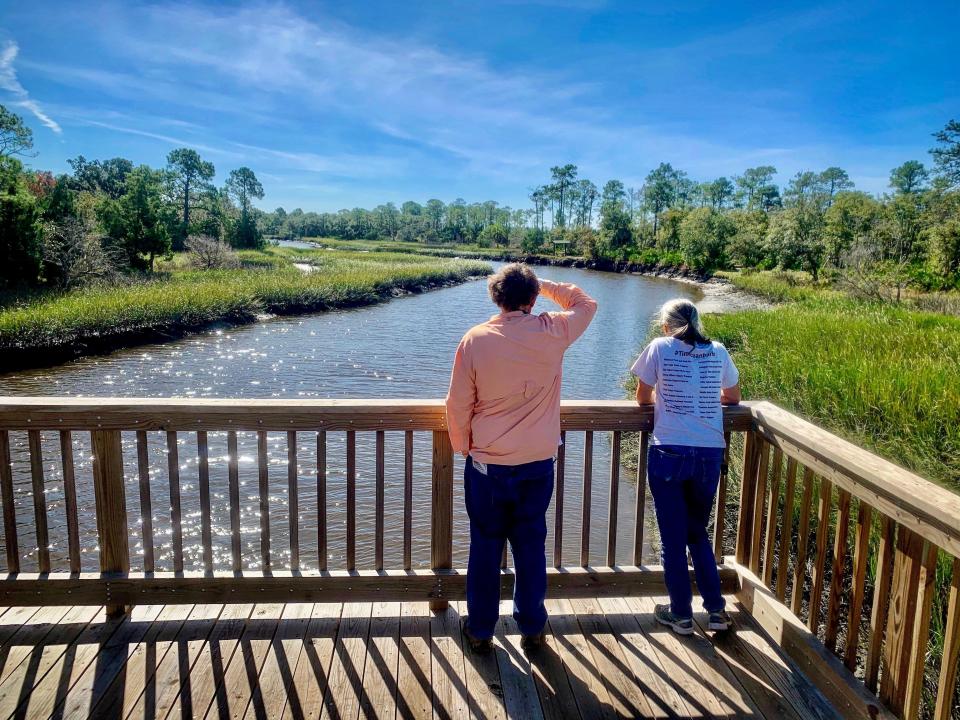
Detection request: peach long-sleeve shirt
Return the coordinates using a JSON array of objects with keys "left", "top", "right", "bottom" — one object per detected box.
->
[{"left": 444, "top": 279, "right": 597, "bottom": 465}]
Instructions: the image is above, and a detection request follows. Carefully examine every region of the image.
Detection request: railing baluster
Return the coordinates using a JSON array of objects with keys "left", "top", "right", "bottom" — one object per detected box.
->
[
  {"left": 554, "top": 431, "right": 566, "bottom": 569},
  {"left": 606, "top": 431, "right": 621, "bottom": 567},
  {"left": 346, "top": 430, "right": 356, "bottom": 571},
  {"left": 903, "top": 541, "right": 939, "bottom": 720},
  {"left": 227, "top": 431, "right": 241, "bottom": 572},
  {"left": 808, "top": 477, "right": 833, "bottom": 633},
  {"left": 824, "top": 488, "right": 851, "bottom": 652},
  {"left": 91, "top": 430, "right": 129, "bottom": 616},
  {"left": 843, "top": 501, "right": 872, "bottom": 670},
  {"left": 166, "top": 431, "right": 183, "bottom": 574},
  {"left": 735, "top": 430, "right": 759, "bottom": 567},
  {"left": 790, "top": 467, "right": 814, "bottom": 616},
  {"left": 713, "top": 432, "right": 730, "bottom": 564},
  {"left": 317, "top": 430, "right": 327, "bottom": 572},
  {"left": 197, "top": 431, "right": 213, "bottom": 574},
  {"left": 762, "top": 446, "right": 782, "bottom": 587},
  {"left": 748, "top": 439, "right": 769, "bottom": 575},
  {"left": 257, "top": 431, "right": 270, "bottom": 570},
  {"left": 430, "top": 430, "right": 453, "bottom": 611},
  {"left": 402, "top": 431, "right": 413, "bottom": 571},
  {"left": 632, "top": 431, "right": 648, "bottom": 567},
  {"left": 135, "top": 431, "right": 153, "bottom": 574},
  {"left": 27, "top": 430, "right": 50, "bottom": 573},
  {"left": 60, "top": 430, "right": 81, "bottom": 574},
  {"left": 375, "top": 430, "right": 384, "bottom": 571},
  {"left": 776, "top": 457, "right": 797, "bottom": 601},
  {"left": 287, "top": 430, "right": 299, "bottom": 570},
  {"left": 865, "top": 515, "right": 895, "bottom": 692},
  {"left": 580, "top": 430, "right": 593, "bottom": 568},
  {"left": 935, "top": 557, "right": 960, "bottom": 720},
  {"left": 0, "top": 430, "right": 19, "bottom": 573},
  {"left": 880, "top": 526, "right": 924, "bottom": 713}
]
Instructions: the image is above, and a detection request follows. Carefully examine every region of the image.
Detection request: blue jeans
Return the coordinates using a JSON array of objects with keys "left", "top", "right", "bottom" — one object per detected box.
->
[
  {"left": 464, "top": 456, "right": 555, "bottom": 639},
  {"left": 648, "top": 444, "right": 726, "bottom": 619}
]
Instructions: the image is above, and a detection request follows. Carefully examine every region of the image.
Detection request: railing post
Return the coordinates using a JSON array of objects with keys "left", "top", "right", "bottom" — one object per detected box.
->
[
  {"left": 91, "top": 430, "right": 130, "bottom": 617},
  {"left": 735, "top": 430, "right": 760, "bottom": 567},
  {"left": 430, "top": 430, "right": 454, "bottom": 612}
]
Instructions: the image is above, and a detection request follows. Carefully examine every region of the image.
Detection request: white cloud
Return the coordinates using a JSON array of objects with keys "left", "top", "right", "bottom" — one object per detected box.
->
[{"left": 0, "top": 40, "right": 62, "bottom": 133}]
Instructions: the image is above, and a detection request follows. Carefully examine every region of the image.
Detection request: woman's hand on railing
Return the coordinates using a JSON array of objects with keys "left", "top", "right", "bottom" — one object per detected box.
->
[{"left": 720, "top": 383, "right": 741, "bottom": 405}]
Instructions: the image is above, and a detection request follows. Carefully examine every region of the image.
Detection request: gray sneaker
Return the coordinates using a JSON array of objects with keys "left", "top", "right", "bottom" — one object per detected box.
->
[
  {"left": 708, "top": 610, "right": 732, "bottom": 632},
  {"left": 654, "top": 604, "right": 694, "bottom": 636}
]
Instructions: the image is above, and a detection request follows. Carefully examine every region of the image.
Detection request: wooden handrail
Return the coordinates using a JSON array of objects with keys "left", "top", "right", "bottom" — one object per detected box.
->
[
  {"left": 0, "top": 397, "right": 755, "bottom": 432},
  {"left": 749, "top": 400, "right": 960, "bottom": 558}
]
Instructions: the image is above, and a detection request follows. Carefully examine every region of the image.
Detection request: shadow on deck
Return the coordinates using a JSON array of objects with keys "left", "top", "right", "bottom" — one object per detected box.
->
[{"left": 0, "top": 595, "right": 838, "bottom": 720}]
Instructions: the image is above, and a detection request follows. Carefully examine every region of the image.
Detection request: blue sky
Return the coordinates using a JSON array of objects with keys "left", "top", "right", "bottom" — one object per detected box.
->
[{"left": 1, "top": 1, "right": 958, "bottom": 212}]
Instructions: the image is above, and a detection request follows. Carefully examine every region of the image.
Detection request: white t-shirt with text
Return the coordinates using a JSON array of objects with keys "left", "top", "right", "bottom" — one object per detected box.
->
[{"left": 630, "top": 337, "right": 739, "bottom": 448}]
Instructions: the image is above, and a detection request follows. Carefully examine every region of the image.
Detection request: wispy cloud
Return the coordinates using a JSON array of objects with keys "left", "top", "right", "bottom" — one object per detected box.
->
[
  {"left": 0, "top": 41, "right": 61, "bottom": 133},
  {"left": 77, "top": 119, "right": 239, "bottom": 158}
]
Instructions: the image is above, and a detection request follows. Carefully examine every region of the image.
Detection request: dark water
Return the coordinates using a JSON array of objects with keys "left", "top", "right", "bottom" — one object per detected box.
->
[{"left": 0, "top": 265, "right": 701, "bottom": 573}]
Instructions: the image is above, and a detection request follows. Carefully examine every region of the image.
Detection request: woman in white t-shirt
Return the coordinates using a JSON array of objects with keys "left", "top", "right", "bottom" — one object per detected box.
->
[{"left": 631, "top": 298, "right": 741, "bottom": 636}]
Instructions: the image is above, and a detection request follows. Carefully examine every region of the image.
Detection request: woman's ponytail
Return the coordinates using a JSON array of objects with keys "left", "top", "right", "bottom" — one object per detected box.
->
[{"left": 659, "top": 298, "right": 710, "bottom": 347}]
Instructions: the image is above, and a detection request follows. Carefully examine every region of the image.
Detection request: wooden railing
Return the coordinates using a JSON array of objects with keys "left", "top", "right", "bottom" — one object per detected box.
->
[
  {"left": 734, "top": 403, "right": 960, "bottom": 720},
  {"left": 0, "top": 396, "right": 956, "bottom": 720}
]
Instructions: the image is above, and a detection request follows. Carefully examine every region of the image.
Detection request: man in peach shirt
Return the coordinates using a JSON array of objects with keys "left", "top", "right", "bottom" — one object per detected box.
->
[{"left": 445, "top": 263, "right": 597, "bottom": 653}]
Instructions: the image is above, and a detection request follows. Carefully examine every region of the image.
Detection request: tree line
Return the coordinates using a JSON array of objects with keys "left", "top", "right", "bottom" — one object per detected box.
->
[
  {"left": 4, "top": 100, "right": 959, "bottom": 293},
  {"left": 0, "top": 104, "right": 266, "bottom": 290},
  {"left": 266, "top": 120, "right": 960, "bottom": 290}
]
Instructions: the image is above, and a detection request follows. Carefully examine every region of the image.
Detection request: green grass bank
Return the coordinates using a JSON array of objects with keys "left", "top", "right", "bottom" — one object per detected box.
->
[
  {"left": 0, "top": 246, "right": 491, "bottom": 372},
  {"left": 709, "top": 271, "right": 960, "bottom": 491}
]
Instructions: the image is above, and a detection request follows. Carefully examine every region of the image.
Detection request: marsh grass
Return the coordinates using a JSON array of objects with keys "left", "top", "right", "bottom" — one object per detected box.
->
[
  {"left": 0, "top": 246, "right": 490, "bottom": 362},
  {"left": 711, "top": 274, "right": 960, "bottom": 489}
]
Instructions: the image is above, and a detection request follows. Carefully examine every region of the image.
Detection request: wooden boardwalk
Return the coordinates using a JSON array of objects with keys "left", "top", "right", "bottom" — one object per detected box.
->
[{"left": 0, "top": 595, "right": 839, "bottom": 720}]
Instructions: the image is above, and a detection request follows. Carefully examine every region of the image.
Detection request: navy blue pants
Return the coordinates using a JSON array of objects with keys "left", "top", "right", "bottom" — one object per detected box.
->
[
  {"left": 647, "top": 444, "right": 726, "bottom": 619},
  {"left": 464, "top": 456, "right": 555, "bottom": 640}
]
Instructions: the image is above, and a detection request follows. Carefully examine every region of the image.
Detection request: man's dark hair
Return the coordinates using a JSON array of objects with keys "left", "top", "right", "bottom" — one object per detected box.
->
[{"left": 488, "top": 263, "right": 539, "bottom": 311}]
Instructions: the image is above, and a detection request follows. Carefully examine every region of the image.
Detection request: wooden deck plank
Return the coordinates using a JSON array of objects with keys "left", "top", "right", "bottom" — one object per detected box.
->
[
  {"left": 243, "top": 602, "right": 314, "bottom": 720},
  {"left": 690, "top": 607, "right": 805, "bottom": 720},
  {"left": 654, "top": 603, "right": 767, "bottom": 720},
  {"left": 90, "top": 602, "right": 199, "bottom": 719},
  {"left": 453, "top": 601, "right": 506, "bottom": 720},
  {"left": 81, "top": 603, "right": 195, "bottom": 719},
  {"left": 0, "top": 605, "right": 102, "bottom": 718},
  {"left": 0, "top": 605, "right": 72, "bottom": 685},
  {"left": 395, "top": 602, "right": 432, "bottom": 720},
  {"left": 201, "top": 603, "right": 285, "bottom": 720},
  {"left": 279, "top": 603, "right": 342, "bottom": 720},
  {"left": 321, "top": 601, "right": 372, "bottom": 720},
  {"left": 526, "top": 610, "right": 582, "bottom": 720},
  {"left": 430, "top": 606, "right": 470, "bottom": 720},
  {"left": 493, "top": 605, "right": 542, "bottom": 720},
  {"left": 727, "top": 604, "right": 840, "bottom": 720},
  {"left": 569, "top": 597, "right": 655, "bottom": 718},
  {"left": 596, "top": 596, "right": 687, "bottom": 719},
  {"left": 4, "top": 606, "right": 126, "bottom": 720},
  {"left": 124, "top": 603, "right": 229, "bottom": 720},
  {"left": 0, "top": 606, "right": 43, "bottom": 646},
  {"left": 166, "top": 603, "right": 254, "bottom": 720},
  {"left": 44, "top": 604, "right": 165, "bottom": 720},
  {"left": 546, "top": 598, "right": 616, "bottom": 720},
  {"left": 629, "top": 595, "right": 728, "bottom": 718},
  {"left": 0, "top": 593, "right": 865, "bottom": 720},
  {"left": 358, "top": 601, "right": 401, "bottom": 720}
]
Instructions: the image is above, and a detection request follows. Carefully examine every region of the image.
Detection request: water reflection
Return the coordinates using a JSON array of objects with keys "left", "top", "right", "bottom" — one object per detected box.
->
[{"left": 0, "top": 265, "right": 701, "bottom": 572}]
